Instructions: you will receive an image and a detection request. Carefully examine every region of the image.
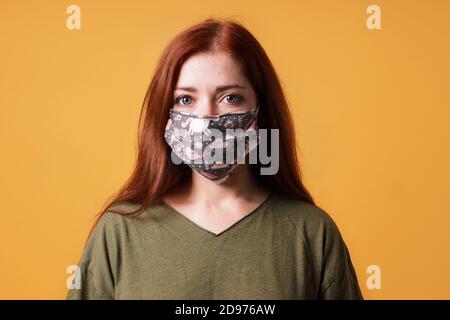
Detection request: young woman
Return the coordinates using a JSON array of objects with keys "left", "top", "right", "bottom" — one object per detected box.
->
[{"left": 66, "top": 18, "right": 363, "bottom": 300}]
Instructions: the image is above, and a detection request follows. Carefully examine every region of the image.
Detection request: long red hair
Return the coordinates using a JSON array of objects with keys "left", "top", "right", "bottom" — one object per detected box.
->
[{"left": 84, "top": 17, "right": 315, "bottom": 247}]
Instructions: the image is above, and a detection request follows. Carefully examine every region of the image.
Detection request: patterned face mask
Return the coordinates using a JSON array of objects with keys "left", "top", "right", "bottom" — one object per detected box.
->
[{"left": 164, "top": 106, "right": 260, "bottom": 184}]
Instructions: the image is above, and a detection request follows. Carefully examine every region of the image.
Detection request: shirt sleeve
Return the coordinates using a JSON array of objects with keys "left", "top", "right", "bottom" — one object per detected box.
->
[
  {"left": 318, "top": 218, "right": 364, "bottom": 300},
  {"left": 66, "top": 213, "right": 117, "bottom": 300}
]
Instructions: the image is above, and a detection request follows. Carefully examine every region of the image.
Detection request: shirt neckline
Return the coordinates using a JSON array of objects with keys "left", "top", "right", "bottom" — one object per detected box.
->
[{"left": 158, "top": 190, "right": 275, "bottom": 239}]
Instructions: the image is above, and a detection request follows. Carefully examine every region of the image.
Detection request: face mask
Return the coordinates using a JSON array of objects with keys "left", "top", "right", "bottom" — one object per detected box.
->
[{"left": 164, "top": 106, "right": 260, "bottom": 184}]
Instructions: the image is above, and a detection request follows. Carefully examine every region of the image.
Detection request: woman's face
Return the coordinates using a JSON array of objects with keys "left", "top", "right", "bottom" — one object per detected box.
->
[{"left": 173, "top": 51, "right": 257, "bottom": 115}]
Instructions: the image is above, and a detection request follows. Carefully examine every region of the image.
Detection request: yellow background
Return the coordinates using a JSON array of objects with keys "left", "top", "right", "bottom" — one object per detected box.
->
[{"left": 1, "top": 0, "right": 449, "bottom": 299}]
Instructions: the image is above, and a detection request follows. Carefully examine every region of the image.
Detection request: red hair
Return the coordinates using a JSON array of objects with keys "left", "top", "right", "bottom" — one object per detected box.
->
[{"left": 84, "top": 17, "right": 315, "bottom": 246}]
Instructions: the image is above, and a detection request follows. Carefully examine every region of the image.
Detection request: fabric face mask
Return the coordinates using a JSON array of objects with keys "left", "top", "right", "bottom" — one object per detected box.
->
[{"left": 164, "top": 106, "right": 260, "bottom": 184}]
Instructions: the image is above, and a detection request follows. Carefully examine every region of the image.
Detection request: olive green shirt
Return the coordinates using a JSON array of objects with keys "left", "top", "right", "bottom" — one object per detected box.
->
[{"left": 66, "top": 191, "right": 363, "bottom": 300}]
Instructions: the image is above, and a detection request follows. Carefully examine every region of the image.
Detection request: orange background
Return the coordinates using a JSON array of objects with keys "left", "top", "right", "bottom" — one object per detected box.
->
[{"left": 1, "top": 0, "right": 449, "bottom": 299}]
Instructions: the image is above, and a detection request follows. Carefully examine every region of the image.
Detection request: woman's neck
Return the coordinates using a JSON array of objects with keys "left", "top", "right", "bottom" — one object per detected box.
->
[{"left": 169, "top": 164, "right": 270, "bottom": 206}]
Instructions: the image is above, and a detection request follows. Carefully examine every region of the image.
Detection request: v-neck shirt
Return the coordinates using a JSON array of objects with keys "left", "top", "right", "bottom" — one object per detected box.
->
[
  {"left": 66, "top": 190, "right": 364, "bottom": 300},
  {"left": 158, "top": 191, "right": 274, "bottom": 238}
]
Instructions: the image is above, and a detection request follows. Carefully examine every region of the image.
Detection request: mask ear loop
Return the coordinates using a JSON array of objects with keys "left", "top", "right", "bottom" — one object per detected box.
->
[{"left": 253, "top": 105, "right": 261, "bottom": 127}]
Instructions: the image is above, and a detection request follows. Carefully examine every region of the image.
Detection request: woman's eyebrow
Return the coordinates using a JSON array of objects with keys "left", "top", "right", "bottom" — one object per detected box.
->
[{"left": 174, "top": 84, "right": 246, "bottom": 92}]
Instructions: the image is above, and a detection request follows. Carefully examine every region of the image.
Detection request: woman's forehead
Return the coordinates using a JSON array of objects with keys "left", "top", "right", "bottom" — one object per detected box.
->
[{"left": 176, "top": 51, "right": 248, "bottom": 88}]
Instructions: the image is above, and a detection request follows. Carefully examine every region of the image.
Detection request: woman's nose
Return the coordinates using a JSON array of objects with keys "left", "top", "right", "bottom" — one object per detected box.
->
[{"left": 196, "top": 102, "right": 220, "bottom": 116}]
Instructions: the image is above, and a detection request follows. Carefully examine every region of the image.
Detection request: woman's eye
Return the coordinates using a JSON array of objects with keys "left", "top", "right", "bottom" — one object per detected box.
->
[
  {"left": 176, "top": 95, "right": 192, "bottom": 105},
  {"left": 223, "top": 94, "right": 244, "bottom": 104}
]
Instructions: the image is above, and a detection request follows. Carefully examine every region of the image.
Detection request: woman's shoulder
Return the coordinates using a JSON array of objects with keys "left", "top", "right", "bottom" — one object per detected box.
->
[
  {"left": 272, "top": 191, "right": 355, "bottom": 278},
  {"left": 82, "top": 201, "right": 159, "bottom": 255},
  {"left": 94, "top": 201, "right": 142, "bottom": 226},
  {"left": 271, "top": 191, "right": 343, "bottom": 242},
  {"left": 273, "top": 192, "right": 336, "bottom": 225},
  {"left": 93, "top": 199, "right": 169, "bottom": 233}
]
